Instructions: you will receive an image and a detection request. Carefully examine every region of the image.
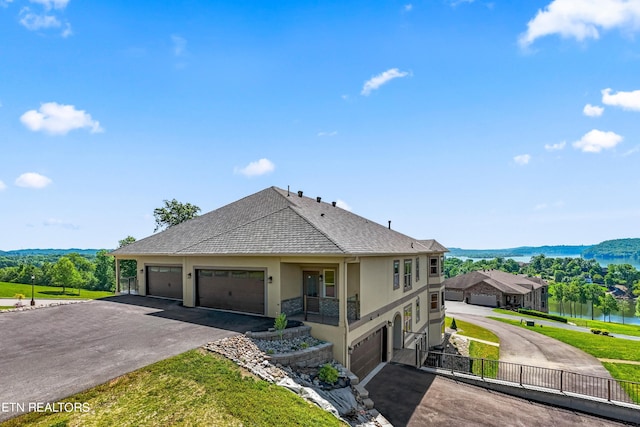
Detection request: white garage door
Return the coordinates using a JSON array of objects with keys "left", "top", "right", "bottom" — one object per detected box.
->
[{"left": 469, "top": 294, "right": 497, "bottom": 307}]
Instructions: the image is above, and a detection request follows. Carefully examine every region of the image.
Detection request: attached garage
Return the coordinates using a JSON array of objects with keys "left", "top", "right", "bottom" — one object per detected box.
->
[
  {"left": 147, "top": 266, "right": 183, "bottom": 300},
  {"left": 196, "top": 269, "right": 265, "bottom": 315},
  {"left": 445, "top": 290, "right": 463, "bottom": 301},
  {"left": 469, "top": 294, "right": 497, "bottom": 307},
  {"left": 350, "top": 327, "right": 387, "bottom": 380}
]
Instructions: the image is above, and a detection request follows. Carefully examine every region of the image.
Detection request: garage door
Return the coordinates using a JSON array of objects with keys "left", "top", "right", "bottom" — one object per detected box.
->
[
  {"left": 147, "top": 266, "right": 183, "bottom": 300},
  {"left": 469, "top": 294, "right": 497, "bottom": 307},
  {"left": 351, "top": 327, "right": 386, "bottom": 380},
  {"left": 445, "top": 290, "right": 463, "bottom": 301},
  {"left": 197, "top": 269, "right": 265, "bottom": 315}
]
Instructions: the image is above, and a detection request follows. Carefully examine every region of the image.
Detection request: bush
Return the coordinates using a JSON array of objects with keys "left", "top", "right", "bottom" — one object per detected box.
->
[
  {"left": 517, "top": 309, "right": 567, "bottom": 323},
  {"left": 317, "top": 363, "right": 339, "bottom": 384},
  {"left": 450, "top": 318, "right": 458, "bottom": 330},
  {"left": 274, "top": 312, "right": 288, "bottom": 341},
  {"left": 591, "top": 328, "right": 602, "bottom": 335}
]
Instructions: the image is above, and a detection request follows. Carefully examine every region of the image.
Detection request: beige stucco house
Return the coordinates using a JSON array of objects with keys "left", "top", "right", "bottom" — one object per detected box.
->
[
  {"left": 112, "top": 186, "right": 448, "bottom": 379},
  {"left": 444, "top": 269, "right": 548, "bottom": 312}
]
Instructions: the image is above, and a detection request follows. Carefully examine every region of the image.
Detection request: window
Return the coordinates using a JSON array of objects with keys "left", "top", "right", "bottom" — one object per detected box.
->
[
  {"left": 416, "top": 257, "right": 420, "bottom": 282},
  {"left": 403, "top": 259, "right": 412, "bottom": 291},
  {"left": 404, "top": 304, "right": 412, "bottom": 333},
  {"left": 430, "top": 257, "right": 438, "bottom": 276},
  {"left": 430, "top": 292, "right": 438, "bottom": 311},
  {"left": 323, "top": 269, "right": 336, "bottom": 298},
  {"left": 441, "top": 291, "right": 445, "bottom": 307},
  {"left": 440, "top": 256, "right": 444, "bottom": 276},
  {"left": 393, "top": 260, "right": 400, "bottom": 289},
  {"left": 416, "top": 297, "right": 421, "bottom": 322}
]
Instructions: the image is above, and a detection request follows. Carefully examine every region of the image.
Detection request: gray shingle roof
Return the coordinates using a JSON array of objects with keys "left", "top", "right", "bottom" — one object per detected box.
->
[
  {"left": 112, "top": 186, "right": 447, "bottom": 257},
  {"left": 444, "top": 269, "right": 547, "bottom": 295}
]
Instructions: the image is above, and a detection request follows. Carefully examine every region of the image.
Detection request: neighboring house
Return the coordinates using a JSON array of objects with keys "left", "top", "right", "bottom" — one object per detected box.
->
[
  {"left": 444, "top": 269, "right": 548, "bottom": 312},
  {"left": 111, "top": 186, "right": 448, "bottom": 380}
]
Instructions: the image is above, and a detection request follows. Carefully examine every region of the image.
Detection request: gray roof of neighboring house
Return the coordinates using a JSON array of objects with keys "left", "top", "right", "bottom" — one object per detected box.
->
[
  {"left": 112, "top": 186, "right": 448, "bottom": 257},
  {"left": 444, "top": 269, "right": 547, "bottom": 295}
]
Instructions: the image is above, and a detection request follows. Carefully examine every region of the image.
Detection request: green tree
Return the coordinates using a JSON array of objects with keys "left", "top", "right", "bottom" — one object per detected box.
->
[
  {"left": 117, "top": 236, "right": 138, "bottom": 279},
  {"left": 551, "top": 282, "right": 566, "bottom": 316},
  {"left": 65, "top": 252, "right": 96, "bottom": 289},
  {"left": 51, "top": 257, "right": 82, "bottom": 294},
  {"left": 565, "top": 280, "right": 580, "bottom": 318},
  {"left": 584, "top": 283, "right": 605, "bottom": 320},
  {"left": 95, "top": 250, "right": 116, "bottom": 291},
  {"left": 598, "top": 294, "right": 619, "bottom": 323},
  {"left": 618, "top": 299, "right": 630, "bottom": 325},
  {"left": 153, "top": 199, "right": 201, "bottom": 232}
]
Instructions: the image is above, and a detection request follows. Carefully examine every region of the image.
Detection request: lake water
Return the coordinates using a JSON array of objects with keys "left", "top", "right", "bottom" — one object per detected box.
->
[
  {"left": 548, "top": 300, "right": 640, "bottom": 326},
  {"left": 452, "top": 254, "right": 640, "bottom": 270}
]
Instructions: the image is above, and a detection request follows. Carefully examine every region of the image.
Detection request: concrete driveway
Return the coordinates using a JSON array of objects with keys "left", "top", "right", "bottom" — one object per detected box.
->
[
  {"left": 367, "top": 363, "right": 626, "bottom": 427},
  {"left": 0, "top": 295, "right": 275, "bottom": 422}
]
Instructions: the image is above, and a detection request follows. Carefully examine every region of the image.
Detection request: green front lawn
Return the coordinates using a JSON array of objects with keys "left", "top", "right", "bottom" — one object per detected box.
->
[
  {"left": 0, "top": 282, "right": 114, "bottom": 300},
  {"left": 3, "top": 349, "right": 345, "bottom": 427}
]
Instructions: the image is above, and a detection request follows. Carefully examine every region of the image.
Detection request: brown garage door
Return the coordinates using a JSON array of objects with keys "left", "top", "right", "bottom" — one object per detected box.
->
[
  {"left": 351, "top": 327, "right": 386, "bottom": 380},
  {"left": 196, "top": 269, "right": 265, "bottom": 315},
  {"left": 147, "top": 266, "right": 183, "bottom": 300}
]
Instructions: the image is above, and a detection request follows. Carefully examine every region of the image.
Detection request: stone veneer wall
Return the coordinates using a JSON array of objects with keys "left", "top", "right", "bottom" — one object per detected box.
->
[
  {"left": 268, "top": 342, "right": 334, "bottom": 368},
  {"left": 246, "top": 325, "right": 312, "bottom": 342},
  {"left": 281, "top": 297, "right": 303, "bottom": 316}
]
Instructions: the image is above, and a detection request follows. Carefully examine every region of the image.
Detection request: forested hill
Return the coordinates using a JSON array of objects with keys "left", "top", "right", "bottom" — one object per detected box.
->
[
  {"left": 582, "top": 238, "right": 640, "bottom": 259},
  {"left": 448, "top": 245, "right": 590, "bottom": 258},
  {"left": 0, "top": 249, "right": 101, "bottom": 257}
]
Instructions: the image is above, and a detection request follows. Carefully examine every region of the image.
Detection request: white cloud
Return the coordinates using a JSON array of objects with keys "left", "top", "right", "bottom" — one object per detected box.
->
[
  {"left": 450, "top": 0, "right": 475, "bottom": 6},
  {"left": 623, "top": 146, "right": 640, "bottom": 156},
  {"left": 601, "top": 88, "right": 640, "bottom": 111},
  {"left": 171, "top": 34, "right": 187, "bottom": 56},
  {"left": 20, "top": 102, "right": 103, "bottom": 135},
  {"left": 61, "top": 22, "right": 72, "bottom": 37},
  {"left": 519, "top": 0, "right": 640, "bottom": 48},
  {"left": 15, "top": 172, "right": 52, "bottom": 189},
  {"left": 544, "top": 141, "right": 566, "bottom": 151},
  {"left": 404, "top": 4, "right": 413, "bottom": 12},
  {"left": 43, "top": 218, "right": 79, "bottom": 229},
  {"left": 583, "top": 103, "right": 604, "bottom": 117},
  {"left": 361, "top": 68, "right": 410, "bottom": 96},
  {"left": 336, "top": 199, "right": 352, "bottom": 211},
  {"left": 317, "top": 131, "right": 337, "bottom": 137},
  {"left": 514, "top": 154, "right": 531, "bottom": 165},
  {"left": 1, "top": 0, "right": 15, "bottom": 8},
  {"left": 20, "top": 9, "right": 61, "bottom": 30},
  {"left": 534, "top": 203, "right": 548, "bottom": 210},
  {"left": 573, "top": 129, "right": 623, "bottom": 153},
  {"left": 234, "top": 158, "right": 275, "bottom": 177},
  {"left": 0, "top": 180, "right": 6, "bottom": 191},
  {"left": 30, "top": 0, "right": 69, "bottom": 10}
]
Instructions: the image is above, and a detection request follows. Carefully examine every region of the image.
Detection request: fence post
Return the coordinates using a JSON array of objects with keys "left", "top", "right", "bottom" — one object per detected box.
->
[
  {"left": 608, "top": 379, "right": 611, "bottom": 401},
  {"left": 560, "top": 370, "right": 563, "bottom": 393},
  {"left": 481, "top": 359, "right": 484, "bottom": 379},
  {"left": 519, "top": 365, "right": 523, "bottom": 386}
]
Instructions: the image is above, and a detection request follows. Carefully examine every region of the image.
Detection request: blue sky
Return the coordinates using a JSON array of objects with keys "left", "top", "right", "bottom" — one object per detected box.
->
[{"left": 1, "top": 0, "right": 639, "bottom": 250}]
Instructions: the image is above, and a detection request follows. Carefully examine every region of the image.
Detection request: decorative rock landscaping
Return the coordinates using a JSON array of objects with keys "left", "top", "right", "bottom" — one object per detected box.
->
[{"left": 205, "top": 330, "right": 387, "bottom": 426}]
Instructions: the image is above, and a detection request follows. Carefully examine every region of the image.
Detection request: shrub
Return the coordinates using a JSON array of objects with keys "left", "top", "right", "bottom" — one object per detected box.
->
[
  {"left": 317, "top": 363, "right": 339, "bottom": 384},
  {"left": 450, "top": 318, "right": 458, "bottom": 330},
  {"left": 274, "top": 312, "right": 288, "bottom": 341},
  {"left": 517, "top": 309, "right": 568, "bottom": 323},
  {"left": 591, "top": 328, "right": 602, "bottom": 335}
]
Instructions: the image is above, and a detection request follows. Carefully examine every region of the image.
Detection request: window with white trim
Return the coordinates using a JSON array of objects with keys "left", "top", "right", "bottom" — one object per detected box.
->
[
  {"left": 393, "top": 260, "right": 400, "bottom": 290},
  {"left": 430, "top": 292, "right": 438, "bottom": 311},
  {"left": 323, "top": 269, "right": 335, "bottom": 298},
  {"left": 429, "top": 257, "right": 438, "bottom": 276},
  {"left": 416, "top": 297, "right": 421, "bottom": 322},
  {"left": 403, "top": 259, "right": 412, "bottom": 291},
  {"left": 404, "top": 304, "right": 412, "bottom": 333},
  {"left": 416, "top": 257, "right": 420, "bottom": 282}
]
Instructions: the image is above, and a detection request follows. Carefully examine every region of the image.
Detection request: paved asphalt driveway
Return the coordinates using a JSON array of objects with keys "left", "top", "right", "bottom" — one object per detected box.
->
[
  {"left": 367, "top": 363, "right": 626, "bottom": 427},
  {"left": 0, "top": 295, "right": 274, "bottom": 422}
]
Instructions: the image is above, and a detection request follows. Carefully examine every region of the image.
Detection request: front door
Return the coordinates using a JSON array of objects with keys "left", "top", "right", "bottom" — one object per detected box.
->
[{"left": 303, "top": 271, "right": 320, "bottom": 313}]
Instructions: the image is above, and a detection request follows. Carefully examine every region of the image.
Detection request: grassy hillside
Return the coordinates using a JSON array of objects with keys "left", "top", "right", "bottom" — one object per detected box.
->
[{"left": 582, "top": 238, "right": 640, "bottom": 259}]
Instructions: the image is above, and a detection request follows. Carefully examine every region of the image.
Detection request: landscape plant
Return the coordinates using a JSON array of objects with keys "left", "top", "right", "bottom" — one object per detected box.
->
[
  {"left": 274, "top": 312, "right": 288, "bottom": 341},
  {"left": 317, "top": 363, "right": 339, "bottom": 384}
]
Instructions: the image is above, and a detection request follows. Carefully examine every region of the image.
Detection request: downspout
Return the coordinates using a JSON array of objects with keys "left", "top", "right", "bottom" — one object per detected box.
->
[{"left": 343, "top": 259, "right": 349, "bottom": 368}]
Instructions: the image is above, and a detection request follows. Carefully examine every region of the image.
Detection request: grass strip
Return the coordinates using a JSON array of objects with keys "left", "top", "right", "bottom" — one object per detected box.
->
[
  {"left": 468, "top": 341, "right": 499, "bottom": 378},
  {"left": 0, "top": 282, "right": 113, "bottom": 300},
  {"left": 2, "top": 349, "right": 345, "bottom": 427},
  {"left": 446, "top": 316, "right": 499, "bottom": 343}
]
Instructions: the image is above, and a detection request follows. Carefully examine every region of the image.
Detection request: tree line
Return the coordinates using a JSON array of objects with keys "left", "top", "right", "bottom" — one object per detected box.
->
[{"left": 0, "top": 199, "right": 201, "bottom": 293}]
